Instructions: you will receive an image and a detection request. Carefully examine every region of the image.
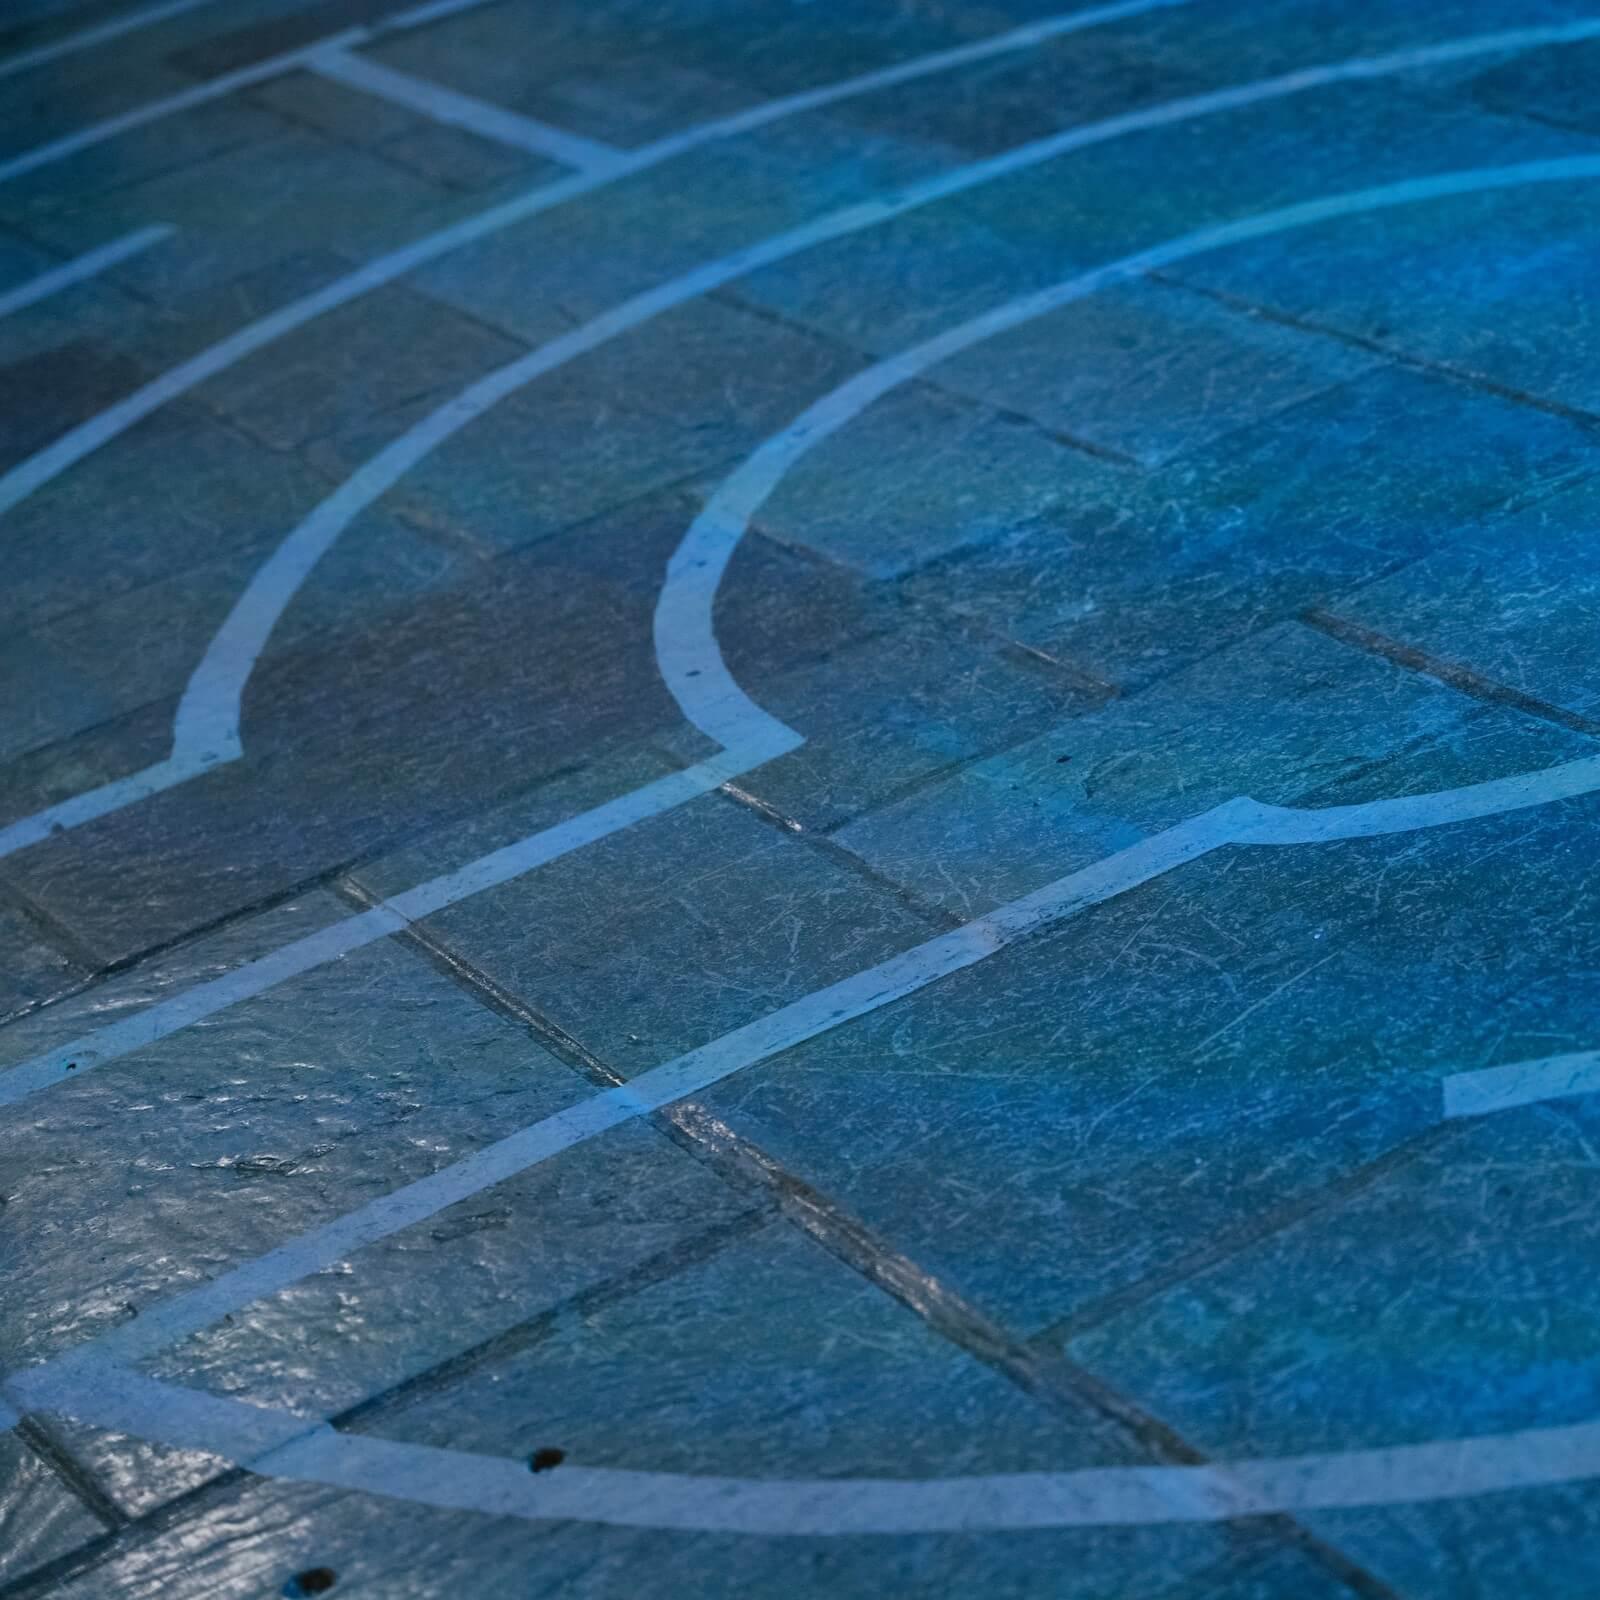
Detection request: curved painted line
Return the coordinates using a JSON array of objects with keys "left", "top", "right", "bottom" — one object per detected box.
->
[
  {"left": 0, "top": 24, "right": 375, "bottom": 185},
  {"left": 142, "top": 11, "right": 1600, "bottom": 762},
  {"left": 0, "top": 0, "right": 1182, "bottom": 206},
  {"left": 11, "top": 791, "right": 1600, "bottom": 1530},
  {"left": 0, "top": 0, "right": 215, "bottom": 82},
  {"left": 5, "top": 13, "right": 1594, "bottom": 849},
  {"left": 0, "top": 0, "right": 1177, "bottom": 240},
  {"left": 0, "top": 0, "right": 1193, "bottom": 518},
  {"left": 661, "top": 154, "right": 1600, "bottom": 756},
  {"left": 8, "top": 156, "right": 1600, "bottom": 1105},
  {"left": 0, "top": 222, "right": 172, "bottom": 320},
  {"left": 13, "top": 1358, "right": 1600, "bottom": 1534},
  {"left": 0, "top": 0, "right": 1189, "bottom": 854},
  {"left": 9, "top": 149, "right": 1600, "bottom": 1542},
  {"left": 0, "top": 0, "right": 531, "bottom": 186}
]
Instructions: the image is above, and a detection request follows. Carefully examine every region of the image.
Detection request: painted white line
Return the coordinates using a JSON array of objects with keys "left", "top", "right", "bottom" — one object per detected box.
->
[
  {"left": 14, "top": 790, "right": 1600, "bottom": 1527},
  {"left": 17, "top": 1350, "right": 1600, "bottom": 1532},
  {"left": 308, "top": 47, "right": 628, "bottom": 172},
  {"left": 42, "top": 809, "right": 1227, "bottom": 1370},
  {"left": 0, "top": 222, "right": 172, "bottom": 319},
  {"left": 13, "top": 156, "right": 1600, "bottom": 1512},
  {"left": 653, "top": 155, "right": 1600, "bottom": 749},
  {"left": 0, "top": 0, "right": 1191, "bottom": 853},
  {"left": 20, "top": 1353, "right": 1600, "bottom": 1532},
  {"left": 28, "top": 720, "right": 1600, "bottom": 1352},
  {"left": 4, "top": 14, "right": 1594, "bottom": 862},
  {"left": 627, "top": 0, "right": 1194, "bottom": 150},
  {"left": 388, "top": 0, "right": 503, "bottom": 25},
  {"left": 1442, "top": 1049, "right": 1600, "bottom": 1119},
  {"left": 169, "top": 1403, "right": 1600, "bottom": 1530},
  {"left": 0, "top": 0, "right": 521, "bottom": 186},
  {"left": 0, "top": 167, "right": 588, "bottom": 527},
  {"left": 0, "top": 0, "right": 215, "bottom": 82},
  {"left": 0, "top": 0, "right": 1189, "bottom": 514},
  {"left": 0, "top": 749, "right": 778, "bottom": 1109},
  {"left": 7, "top": 95, "right": 1600, "bottom": 1551},
  {"left": 8, "top": 156, "right": 1600, "bottom": 1105},
  {"left": 0, "top": 0, "right": 1185, "bottom": 189},
  {"left": 0, "top": 25, "right": 372, "bottom": 185},
  {"left": 0, "top": 752, "right": 223, "bottom": 861}
]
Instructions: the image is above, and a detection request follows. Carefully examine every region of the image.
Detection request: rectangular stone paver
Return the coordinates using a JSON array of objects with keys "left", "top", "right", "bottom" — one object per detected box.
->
[
  {"left": 0, "top": 1433, "right": 105, "bottom": 1589},
  {"left": 897, "top": 364, "right": 1596, "bottom": 693},
  {"left": 0, "top": 888, "right": 582, "bottom": 1372},
  {"left": 0, "top": 402, "right": 335, "bottom": 637},
  {"left": 353, "top": 786, "right": 938, "bottom": 1068},
  {"left": 23, "top": 1471, "right": 1358, "bottom": 1600},
  {"left": 930, "top": 276, "right": 1382, "bottom": 470},
  {"left": 1167, "top": 164, "right": 1600, "bottom": 421},
  {"left": 1318, "top": 474, "right": 1600, "bottom": 727},
  {"left": 698, "top": 773, "right": 1600, "bottom": 1332},
  {"left": 0, "top": 895, "right": 87, "bottom": 1019},
  {"left": 1069, "top": 1104, "right": 1600, "bottom": 1598},
  {"left": 826, "top": 618, "right": 1591, "bottom": 914}
]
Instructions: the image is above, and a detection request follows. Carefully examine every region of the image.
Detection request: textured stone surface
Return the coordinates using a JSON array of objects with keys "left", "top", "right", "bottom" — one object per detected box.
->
[
  {"left": 0, "top": 1433, "right": 105, "bottom": 1588},
  {"left": 6, "top": 0, "right": 1600, "bottom": 1592}
]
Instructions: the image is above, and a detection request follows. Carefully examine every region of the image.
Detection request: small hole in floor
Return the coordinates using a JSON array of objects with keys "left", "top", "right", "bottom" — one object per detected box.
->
[
  {"left": 285, "top": 1568, "right": 337, "bottom": 1597},
  {"left": 528, "top": 1447, "right": 566, "bottom": 1473}
]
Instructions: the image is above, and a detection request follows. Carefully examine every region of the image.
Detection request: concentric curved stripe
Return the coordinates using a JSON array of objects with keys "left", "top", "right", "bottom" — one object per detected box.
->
[
  {"left": 0, "top": 0, "right": 1186, "bottom": 511},
  {"left": 8, "top": 153, "right": 1600, "bottom": 1539},
  {"left": 0, "top": 0, "right": 216, "bottom": 82},
  {"left": 2, "top": 12, "right": 1593, "bottom": 860}
]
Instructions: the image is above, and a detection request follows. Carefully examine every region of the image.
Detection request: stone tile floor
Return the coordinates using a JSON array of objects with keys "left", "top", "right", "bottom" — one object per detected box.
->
[{"left": 1, "top": 0, "right": 1599, "bottom": 1593}]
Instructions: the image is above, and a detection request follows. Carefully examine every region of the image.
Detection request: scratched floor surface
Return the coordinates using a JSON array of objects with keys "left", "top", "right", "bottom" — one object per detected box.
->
[{"left": 3, "top": 0, "right": 1600, "bottom": 1594}]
